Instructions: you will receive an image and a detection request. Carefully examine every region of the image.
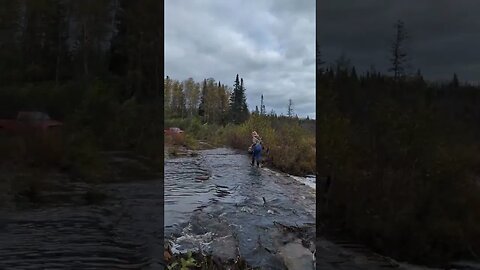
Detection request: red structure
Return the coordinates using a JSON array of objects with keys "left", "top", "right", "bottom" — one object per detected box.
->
[{"left": 0, "top": 111, "right": 62, "bottom": 135}]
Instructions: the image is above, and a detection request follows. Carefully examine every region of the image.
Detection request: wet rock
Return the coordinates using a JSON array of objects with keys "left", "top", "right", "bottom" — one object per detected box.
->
[
  {"left": 278, "top": 239, "right": 314, "bottom": 270},
  {"left": 195, "top": 175, "right": 210, "bottom": 181},
  {"left": 240, "top": 206, "right": 254, "bottom": 214},
  {"left": 211, "top": 235, "right": 238, "bottom": 262}
]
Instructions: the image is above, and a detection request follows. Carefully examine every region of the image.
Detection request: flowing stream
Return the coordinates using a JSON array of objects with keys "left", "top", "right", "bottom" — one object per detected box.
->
[
  {"left": 165, "top": 148, "right": 316, "bottom": 269},
  {"left": 0, "top": 152, "right": 165, "bottom": 270},
  {"left": 1, "top": 148, "right": 474, "bottom": 269}
]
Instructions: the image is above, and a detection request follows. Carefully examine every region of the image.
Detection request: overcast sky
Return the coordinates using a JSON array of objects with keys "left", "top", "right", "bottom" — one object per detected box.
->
[
  {"left": 165, "top": 0, "right": 315, "bottom": 119},
  {"left": 318, "top": 0, "right": 480, "bottom": 84}
]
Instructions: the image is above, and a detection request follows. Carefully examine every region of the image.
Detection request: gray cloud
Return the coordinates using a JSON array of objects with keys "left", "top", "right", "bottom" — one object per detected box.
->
[
  {"left": 318, "top": 0, "right": 480, "bottom": 83},
  {"left": 165, "top": 0, "right": 316, "bottom": 119}
]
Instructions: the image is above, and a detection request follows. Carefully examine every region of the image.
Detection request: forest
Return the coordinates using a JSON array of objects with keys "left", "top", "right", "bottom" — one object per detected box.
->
[
  {"left": 0, "top": 0, "right": 163, "bottom": 181},
  {"left": 0, "top": 0, "right": 314, "bottom": 179},
  {"left": 317, "top": 20, "right": 480, "bottom": 266},
  {"left": 164, "top": 74, "right": 316, "bottom": 176}
]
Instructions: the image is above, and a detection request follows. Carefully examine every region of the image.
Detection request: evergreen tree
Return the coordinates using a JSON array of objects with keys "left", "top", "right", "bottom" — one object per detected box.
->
[
  {"left": 389, "top": 19, "right": 409, "bottom": 80},
  {"left": 287, "top": 99, "right": 294, "bottom": 118},
  {"left": 316, "top": 40, "right": 325, "bottom": 74},
  {"left": 198, "top": 79, "right": 207, "bottom": 120},
  {"left": 229, "top": 74, "right": 249, "bottom": 124},
  {"left": 228, "top": 74, "right": 240, "bottom": 122},
  {"left": 351, "top": 67, "right": 358, "bottom": 80},
  {"left": 240, "top": 78, "right": 249, "bottom": 122},
  {"left": 451, "top": 73, "right": 459, "bottom": 88},
  {"left": 269, "top": 109, "right": 276, "bottom": 117},
  {"left": 260, "top": 94, "right": 266, "bottom": 115}
]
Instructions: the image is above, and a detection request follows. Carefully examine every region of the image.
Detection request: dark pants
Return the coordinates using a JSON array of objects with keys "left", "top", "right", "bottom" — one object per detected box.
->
[
  {"left": 251, "top": 154, "right": 259, "bottom": 167},
  {"left": 251, "top": 152, "right": 261, "bottom": 167}
]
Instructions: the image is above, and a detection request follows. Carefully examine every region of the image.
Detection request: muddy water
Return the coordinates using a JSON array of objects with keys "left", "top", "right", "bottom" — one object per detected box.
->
[{"left": 165, "top": 148, "right": 316, "bottom": 269}]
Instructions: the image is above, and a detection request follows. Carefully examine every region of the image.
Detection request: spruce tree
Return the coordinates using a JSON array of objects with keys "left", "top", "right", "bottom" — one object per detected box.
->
[
  {"left": 260, "top": 94, "right": 265, "bottom": 115},
  {"left": 452, "top": 73, "right": 459, "bottom": 88},
  {"left": 316, "top": 40, "right": 324, "bottom": 74},
  {"left": 351, "top": 67, "right": 358, "bottom": 80},
  {"left": 228, "top": 74, "right": 249, "bottom": 123},
  {"left": 229, "top": 74, "right": 240, "bottom": 123},
  {"left": 240, "top": 78, "right": 249, "bottom": 122},
  {"left": 389, "top": 20, "right": 409, "bottom": 80},
  {"left": 198, "top": 79, "right": 207, "bottom": 121},
  {"left": 287, "top": 99, "right": 294, "bottom": 118}
]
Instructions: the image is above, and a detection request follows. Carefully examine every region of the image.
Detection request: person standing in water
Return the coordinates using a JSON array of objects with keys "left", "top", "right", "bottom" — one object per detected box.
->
[{"left": 250, "top": 131, "right": 262, "bottom": 167}]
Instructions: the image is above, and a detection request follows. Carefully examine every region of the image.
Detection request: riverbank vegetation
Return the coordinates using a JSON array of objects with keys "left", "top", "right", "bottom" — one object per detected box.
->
[
  {"left": 164, "top": 76, "right": 316, "bottom": 176},
  {"left": 0, "top": 1, "right": 162, "bottom": 203},
  {"left": 317, "top": 21, "right": 480, "bottom": 266},
  {"left": 165, "top": 251, "right": 252, "bottom": 270}
]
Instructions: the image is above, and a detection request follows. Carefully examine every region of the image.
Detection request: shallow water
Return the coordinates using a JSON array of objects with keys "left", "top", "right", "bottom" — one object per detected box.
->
[
  {"left": 0, "top": 153, "right": 165, "bottom": 270},
  {"left": 165, "top": 148, "right": 316, "bottom": 269},
  {"left": 0, "top": 148, "right": 461, "bottom": 269},
  {"left": 164, "top": 148, "right": 458, "bottom": 270}
]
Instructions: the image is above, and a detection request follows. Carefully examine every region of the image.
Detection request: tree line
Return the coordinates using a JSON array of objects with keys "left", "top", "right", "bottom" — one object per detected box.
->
[
  {"left": 0, "top": 0, "right": 161, "bottom": 102},
  {"left": 164, "top": 74, "right": 248, "bottom": 125},
  {"left": 317, "top": 19, "right": 480, "bottom": 265},
  {"left": 164, "top": 74, "right": 306, "bottom": 126}
]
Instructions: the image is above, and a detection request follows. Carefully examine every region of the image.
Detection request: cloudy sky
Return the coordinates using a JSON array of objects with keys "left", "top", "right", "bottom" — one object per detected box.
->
[
  {"left": 165, "top": 0, "right": 315, "bottom": 119},
  {"left": 318, "top": 0, "right": 480, "bottom": 83}
]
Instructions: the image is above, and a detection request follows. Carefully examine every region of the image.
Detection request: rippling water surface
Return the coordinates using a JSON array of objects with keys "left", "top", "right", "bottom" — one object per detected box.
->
[
  {"left": 0, "top": 153, "right": 165, "bottom": 270},
  {"left": 0, "top": 148, "right": 438, "bottom": 270},
  {"left": 165, "top": 148, "right": 316, "bottom": 269}
]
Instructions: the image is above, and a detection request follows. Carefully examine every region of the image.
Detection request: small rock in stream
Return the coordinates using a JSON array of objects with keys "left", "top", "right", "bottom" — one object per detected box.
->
[
  {"left": 195, "top": 175, "right": 210, "bottom": 181},
  {"left": 211, "top": 235, "right": 238, "bottom": 262},
  {"left": 278, "top": 239, "right": 314, "bottom": 270},
  {"left": 240, "top": 206, "right": 254, "bottom": 214}
]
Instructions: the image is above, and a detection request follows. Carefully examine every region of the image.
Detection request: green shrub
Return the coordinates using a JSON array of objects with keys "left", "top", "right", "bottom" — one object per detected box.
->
[
  {"left": 164, "top": 115, "right": 315, "bottom": 175},
  {"left": 62, "top": 129, "right": 106, "bottom": 181},
  {"left": 317, "top": 81, "right": 480, "bottom": 265}
]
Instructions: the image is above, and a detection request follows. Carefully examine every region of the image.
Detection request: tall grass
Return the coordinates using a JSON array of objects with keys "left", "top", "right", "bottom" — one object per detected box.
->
[
  {"left": 317, "top": 82, "right": 480, "bottom": 266},
  {"left": 167, "top": 115, "right": 316, "bottom": 176}
]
